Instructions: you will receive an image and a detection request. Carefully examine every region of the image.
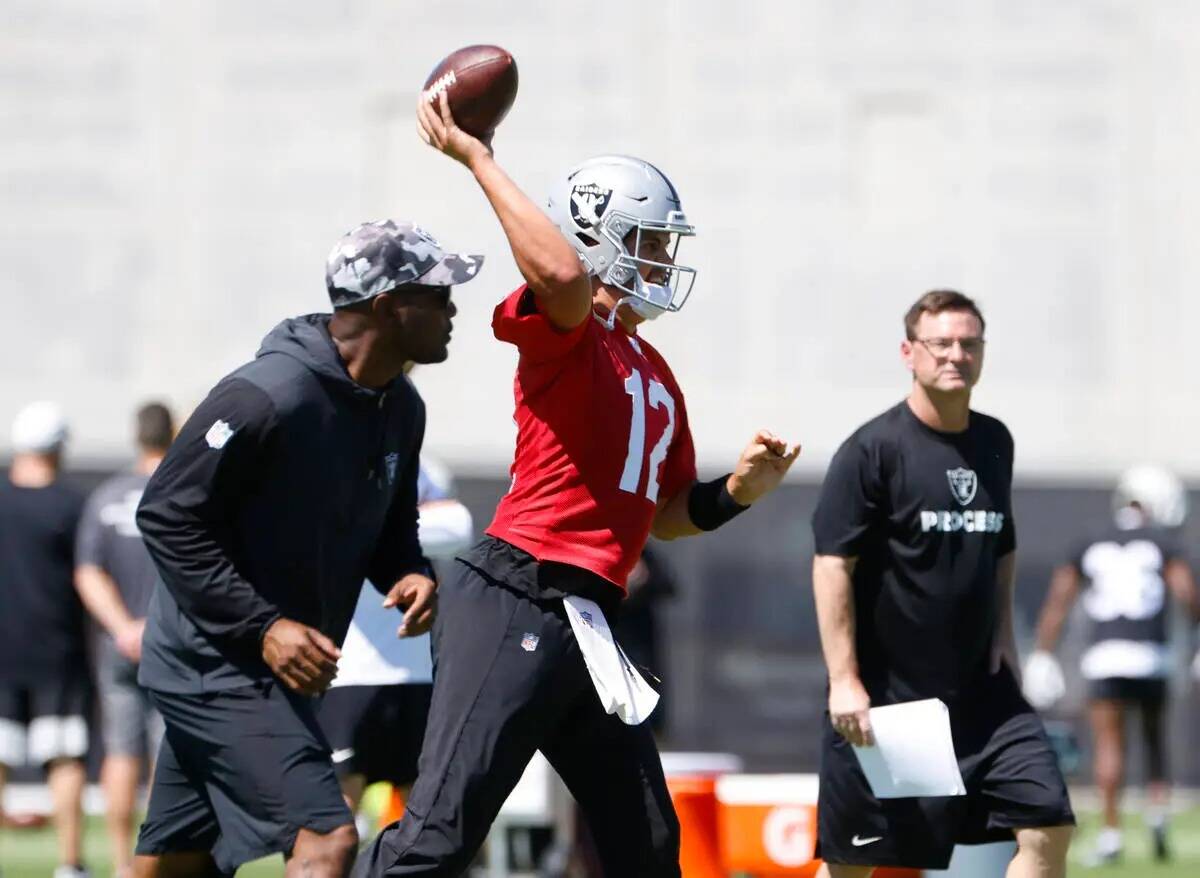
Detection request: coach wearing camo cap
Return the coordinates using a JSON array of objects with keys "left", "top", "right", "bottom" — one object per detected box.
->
[{"left": 131, "top": 220, "right": 481, "bottom": 878}]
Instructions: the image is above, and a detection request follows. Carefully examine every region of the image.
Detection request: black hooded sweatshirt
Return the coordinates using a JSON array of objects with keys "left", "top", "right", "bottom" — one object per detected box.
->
[{"left": 137, "top": 314, "right": 430, "bottom": 694}]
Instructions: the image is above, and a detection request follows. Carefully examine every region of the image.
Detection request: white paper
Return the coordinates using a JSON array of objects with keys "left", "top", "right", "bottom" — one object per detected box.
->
[{"left": 851, "top": 698, "right": 966, "bottom": 798}]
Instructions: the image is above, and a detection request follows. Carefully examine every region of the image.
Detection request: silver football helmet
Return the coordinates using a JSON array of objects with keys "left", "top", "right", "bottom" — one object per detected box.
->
[
  {"left": 546, "top": 155, "right": 696, "bottom": 323},
  {"left": 1113, "top": 465, "right": 1188, "bottom": 528}
]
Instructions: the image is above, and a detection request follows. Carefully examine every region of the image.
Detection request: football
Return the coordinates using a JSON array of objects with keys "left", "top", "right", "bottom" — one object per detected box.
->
[{"left": 421, "top": 45, "right": 518, "bottom": 139}]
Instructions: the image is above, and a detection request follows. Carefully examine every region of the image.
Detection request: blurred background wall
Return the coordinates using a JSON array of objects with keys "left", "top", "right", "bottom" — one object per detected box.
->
[
  {"left": 4, "top": 0, "right": 1199, "bottom": 476},
  {"left": 3, "top": 0, "right": 1199, "bottom": 780}
]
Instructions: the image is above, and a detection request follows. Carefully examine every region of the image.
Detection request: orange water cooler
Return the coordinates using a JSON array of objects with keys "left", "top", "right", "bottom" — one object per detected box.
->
[
  {"left": 662, "top": 752, "right": 745, "bottom": 878},
  {"left": 714, "top": 773, "right": 922, "bottom": 878}
]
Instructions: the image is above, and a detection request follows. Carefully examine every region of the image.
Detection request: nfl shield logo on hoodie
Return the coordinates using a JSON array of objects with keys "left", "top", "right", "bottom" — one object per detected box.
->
[
  {"left": 521, "top": 632, "right": 540, "bottom": 652},
  {"left": 206, "top": 420, "right": 235, "bottom": 449}
]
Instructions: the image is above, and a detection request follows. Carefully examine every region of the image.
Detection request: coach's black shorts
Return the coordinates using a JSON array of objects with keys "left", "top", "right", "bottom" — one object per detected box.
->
[
  {"left": 354, "top": 537, "right": 679, "bottom": 878},
  {"left": 1087, "top": 676, "right": 1167, "bottom": 704},
  {"left": 817, "top": 668, "right": 1075, "bottom": 870},
  {"left": 136, "top": 679, "right": 352, "bottom": 874},
  {"left": 318, "top": 684, "right": 432, "bottom": 786}
]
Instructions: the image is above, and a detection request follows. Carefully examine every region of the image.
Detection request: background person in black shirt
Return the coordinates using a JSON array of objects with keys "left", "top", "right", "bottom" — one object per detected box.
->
[
  {"left": 0, "top": 401, "right": 91, "bottom": 878},
  {"left": 810, "top": 290, "right": 1075, "bottom": 877},
  {"left": 75, "top": 401, "right": 176, "bottom": 878},
  {"left": 131, "top": 220, "right": 482, "bottom": 878},
  {"left": 1025, "top": 465, "right": 1198, "bottom": 865}
]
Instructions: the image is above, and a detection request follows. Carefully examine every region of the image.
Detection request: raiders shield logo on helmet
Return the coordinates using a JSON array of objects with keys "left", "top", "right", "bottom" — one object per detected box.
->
[
  {"left": 569, "top": 183, "right": 613, "bottom": 229},
  {"left": 946, "top": 467, "right": 978, "bottom": 506}
]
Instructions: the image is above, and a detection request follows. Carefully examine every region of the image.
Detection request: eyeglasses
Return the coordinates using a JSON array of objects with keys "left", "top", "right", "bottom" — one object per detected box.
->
[{"left": 914, "top": 337, "right": 986, "bottom": 356}]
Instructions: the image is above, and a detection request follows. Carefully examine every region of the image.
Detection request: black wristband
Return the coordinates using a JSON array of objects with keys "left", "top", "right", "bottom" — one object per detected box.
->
[{"left": 687, "top": 474, "right": 750, "bottom": 531}]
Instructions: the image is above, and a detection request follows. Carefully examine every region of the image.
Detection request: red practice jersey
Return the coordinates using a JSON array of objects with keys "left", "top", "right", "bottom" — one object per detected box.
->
[{"left": 486, "top": 285, "right": 698, "bottom": 589}]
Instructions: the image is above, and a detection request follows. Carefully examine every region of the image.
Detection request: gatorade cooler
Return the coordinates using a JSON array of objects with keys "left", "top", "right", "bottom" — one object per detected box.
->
[
  {"left": 715, "top": 774, "right": 921, "bottom": 878},
  {"left": 662, "top": 752, "right": 744, "bottom": 878}
]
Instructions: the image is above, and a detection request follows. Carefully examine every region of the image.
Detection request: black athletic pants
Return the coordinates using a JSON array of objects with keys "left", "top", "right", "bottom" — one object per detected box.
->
[{"left": 353, "top": 541, "right": 680, "bottom": 877}]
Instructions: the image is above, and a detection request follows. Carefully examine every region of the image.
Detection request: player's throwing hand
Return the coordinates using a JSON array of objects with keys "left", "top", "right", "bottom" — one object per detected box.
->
[
  {"left": 416, "top": 91, "right": 492, "bottom": 168},
  {"left": 726, "top": 430, "right": 801, "bottom": 506}
]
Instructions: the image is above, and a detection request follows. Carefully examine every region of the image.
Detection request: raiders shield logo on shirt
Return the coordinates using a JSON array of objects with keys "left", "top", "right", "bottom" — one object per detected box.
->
[
  {"left": 570, "top": 183, "right": 613, "bottom": 229},
  {"left": 946, "top": 468, "right": 978, "bottom": 506}
]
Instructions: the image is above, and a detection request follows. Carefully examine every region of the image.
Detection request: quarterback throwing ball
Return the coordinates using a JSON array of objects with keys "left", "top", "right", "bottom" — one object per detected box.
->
[{"left": 354, "top": 91, "right": 800, "bottom": 876}]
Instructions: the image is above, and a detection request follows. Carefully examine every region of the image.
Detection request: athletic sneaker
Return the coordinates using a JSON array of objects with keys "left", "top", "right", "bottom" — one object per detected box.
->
[{"left": 1084, "top": 827, "right": 1122, "bottom": 867}]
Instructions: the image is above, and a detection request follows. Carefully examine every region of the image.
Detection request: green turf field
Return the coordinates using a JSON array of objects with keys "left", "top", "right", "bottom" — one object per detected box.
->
[
  {"left": 0, "top": 816, "right": 282, "bottom": 878},
  {"left": 1065, "top": 808, "right": 1200, "bottom": 876},
  {"left": 2, "top": 808, "right": 1198, "bottom": 876}
]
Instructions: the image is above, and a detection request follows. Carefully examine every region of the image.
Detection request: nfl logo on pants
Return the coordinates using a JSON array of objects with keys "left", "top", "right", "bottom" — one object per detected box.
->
[{"left": 521, "top": 632, "right": 539, "bottom": 652}]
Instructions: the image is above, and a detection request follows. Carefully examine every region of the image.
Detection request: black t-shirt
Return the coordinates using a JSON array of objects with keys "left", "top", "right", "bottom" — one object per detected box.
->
[
  {"left": 0, "top": 479, "right": 87, "bottom": 682},
  {"left": 812, "top": 402, "right": 1016, "bottom": 703},
  {"left": 1070, "top": 526, "right": 1181, "bottom": 647}
]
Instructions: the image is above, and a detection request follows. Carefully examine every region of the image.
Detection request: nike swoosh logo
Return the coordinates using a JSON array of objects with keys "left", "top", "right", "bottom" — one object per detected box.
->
[
  {"left": 852, "top": 835, "right": 883, "bottom": 847},
  {"left": 331, "top": 748, "right": 355, "bottom": 764}
]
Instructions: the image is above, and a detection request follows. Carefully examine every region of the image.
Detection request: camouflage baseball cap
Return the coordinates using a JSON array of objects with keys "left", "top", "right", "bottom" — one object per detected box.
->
[{"left": 325, "top": 219, "right": 484, "bottom": 308}]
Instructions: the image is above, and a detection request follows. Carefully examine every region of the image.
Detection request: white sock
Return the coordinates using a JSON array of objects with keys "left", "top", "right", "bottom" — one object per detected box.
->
[{"left": 1097, "top": 827, "right": 1123, "bottom": 855}]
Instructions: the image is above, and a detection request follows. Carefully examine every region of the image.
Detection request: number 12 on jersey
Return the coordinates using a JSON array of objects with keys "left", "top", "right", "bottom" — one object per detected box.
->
[{"left": 619, "top": 368, "right": 676, "bottom": 504}]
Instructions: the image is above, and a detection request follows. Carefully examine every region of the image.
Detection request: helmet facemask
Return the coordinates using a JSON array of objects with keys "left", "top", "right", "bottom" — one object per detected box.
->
[
  {"left": 599, "top": 210, "right": 696, "bottom": 324},
  {"left": 1112, "top": 465, "right": 1188, "bottom": 529}
]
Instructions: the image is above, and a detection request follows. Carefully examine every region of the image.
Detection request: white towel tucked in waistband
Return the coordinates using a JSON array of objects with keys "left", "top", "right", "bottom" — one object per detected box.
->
[{"left": 562, "top": 595, "right": 659, "bottom": 725}]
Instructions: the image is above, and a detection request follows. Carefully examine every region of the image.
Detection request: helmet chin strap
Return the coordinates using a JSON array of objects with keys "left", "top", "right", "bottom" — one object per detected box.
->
[
  {"left": 601, "top": 293, "right": 669, "bottom": 331},
  {"left": 600, "top": 302, "right": 622, "bottom": 331},
  {"left": 625, "top": 293, "right": 669, "bottom": 322}
]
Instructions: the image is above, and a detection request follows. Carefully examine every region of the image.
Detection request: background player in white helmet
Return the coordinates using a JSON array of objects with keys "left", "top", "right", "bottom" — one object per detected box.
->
[
  {"left": 317, "top": 455, "right": 473, "bottom": 833},
  {"left": 1025, "top": 465, "right": 1199, "bottom": 864}
]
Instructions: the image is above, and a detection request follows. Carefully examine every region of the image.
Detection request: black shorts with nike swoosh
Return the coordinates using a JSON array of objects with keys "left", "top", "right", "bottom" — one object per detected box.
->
[{"left": 816, "top": 668, "right": 1075, "bottom": 870}]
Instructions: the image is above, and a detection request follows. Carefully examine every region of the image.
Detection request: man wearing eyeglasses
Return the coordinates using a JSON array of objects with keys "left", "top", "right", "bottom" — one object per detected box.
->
[{"left": 809, "top": 290, "right": 1075, "bottom": 877}]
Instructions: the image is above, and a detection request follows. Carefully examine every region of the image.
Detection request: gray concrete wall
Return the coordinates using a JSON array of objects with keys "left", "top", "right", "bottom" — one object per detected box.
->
[{"left": 3, "top": 1, "right": 1199, "bottom": 477}]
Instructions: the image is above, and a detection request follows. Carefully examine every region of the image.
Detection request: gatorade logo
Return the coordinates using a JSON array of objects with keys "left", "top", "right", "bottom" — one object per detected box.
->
[{"left": 762, "top": 806, "right": 813, "bottom": 867}]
